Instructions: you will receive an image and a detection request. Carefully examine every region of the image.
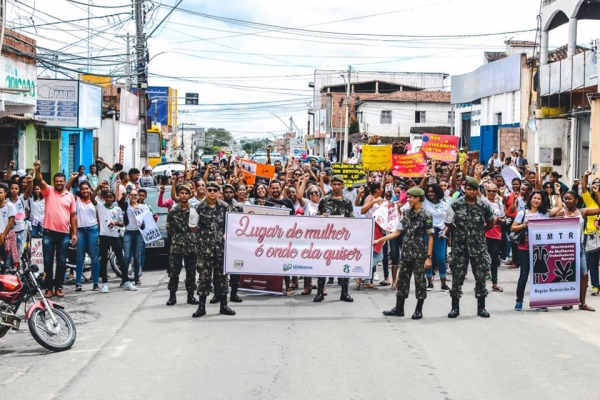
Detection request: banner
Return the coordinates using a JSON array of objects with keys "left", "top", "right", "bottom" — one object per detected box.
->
[
  {"left": 242, "top": 204, "right": 290, "bottom": 216},
  {"left": 289, "top": 138, "right": 307, "bottom": 157},
  {"left": 528, "top": 218, "right": 580, "bottom": 308},
  {"left": 225, "top": 214, "right": 374, "bottom": 278},
  {"left": 331, "top": 163, "right": 366, "bottom": 186},
  {"left": 133, "top": 205, "right": 162, "bottom": 244},
  {"left": 421, "top": 133, "right": 459, "bottom": 162},
  {"left": 240, "top": 160, "right": 275, "bottom": 186},
  {"left": 372, "top": 200, "right": 400, "bottom": 233},
  {"left": 31, "top": 238, "right": 44, "bottom": 267},
  {"left": 392, "top": 152, "right": 428, "bottom": 177},
  {"left": 361, "top": 145, "right": 392, "bottom": 171}
]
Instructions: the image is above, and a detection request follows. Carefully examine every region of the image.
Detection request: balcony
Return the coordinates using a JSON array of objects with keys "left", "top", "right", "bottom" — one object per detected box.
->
[{"left": 539, "top": 49, "right": 598, "bottom": 96}]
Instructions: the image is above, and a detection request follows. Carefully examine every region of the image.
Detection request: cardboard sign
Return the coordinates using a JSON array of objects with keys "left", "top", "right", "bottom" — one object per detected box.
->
[
  {"left": 362, "top": 145, "right": 392, "bottom": 170},
  {"left": 133, "top": 205, "right": 162, "bottom": 244},
  {"left": 421, "top": 133, "right": 459, "bottom": 162},
  {"left": 392, "top": 152, "right": 428, "bottom": 177},
  {"left": 331, "top": 163, "right": 366, "bottom": 186},
  {"left": 240, "top": 160, "right": 275, "bottom": 186}
]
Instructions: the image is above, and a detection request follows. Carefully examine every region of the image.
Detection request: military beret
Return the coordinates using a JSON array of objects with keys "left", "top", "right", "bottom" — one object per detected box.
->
[
  {"left": 331, "top": 175, "right": 344, "bottom": 184},
  {"left": 465, "top": 177, "right": 480, "bottom": 190},
  {"left": 407, "top": 187, "right": 424, "bottom": 197},
  {"left": 206, "top": 181, "right": 221, "bottom": 190},
  {"left": 177, "top": 184, "right": 191, "bottom": 193},
  {"left": 223, "top": 184, "right": 236, "bottom": 192}
]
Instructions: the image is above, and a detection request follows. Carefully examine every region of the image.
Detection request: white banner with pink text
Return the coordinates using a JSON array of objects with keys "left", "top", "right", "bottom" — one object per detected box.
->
[{"left": 225, "top": 214, "right": 374, "bottom": 278}]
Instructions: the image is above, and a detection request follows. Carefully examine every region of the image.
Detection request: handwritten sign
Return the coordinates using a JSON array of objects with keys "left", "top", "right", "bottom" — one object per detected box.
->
[
  {"left": 133, "top": 205, "right": 162, "bottom": 244},
  {"left": 362, "top": 145, "right": 392, "bottom": 170},
  {"left": 421, "top": 133, "right": 459, "bottom": 162},
  {"left": 240, "top": 160, "right": 275, "bottom": 186},
  {"left": 225, "top": 214, "right": 374, "bottom": 278},
  {"left": 331, "top": 163, "right": 366, "bottom": 186},
  {"left": 392, "top": 152, "right": 428, "bottom": 177}
]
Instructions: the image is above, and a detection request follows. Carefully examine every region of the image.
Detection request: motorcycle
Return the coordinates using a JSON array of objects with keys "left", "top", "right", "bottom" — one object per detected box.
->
[{"left": 0, "top": 253, "right": 77, "bottom": 352}]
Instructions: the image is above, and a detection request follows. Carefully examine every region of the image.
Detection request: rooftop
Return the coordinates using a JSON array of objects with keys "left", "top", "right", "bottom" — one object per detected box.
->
[
  {"left": 358, "top": 90, "right": 451, "bottom": 104},
  {"left": 505, "top": 40, "right": 538, "bottom": 47}
]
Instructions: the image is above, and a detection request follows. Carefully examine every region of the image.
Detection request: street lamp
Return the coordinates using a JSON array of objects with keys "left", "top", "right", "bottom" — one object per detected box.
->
[{"left": 340, "top": 73, "right": 350, "bottom": 162}]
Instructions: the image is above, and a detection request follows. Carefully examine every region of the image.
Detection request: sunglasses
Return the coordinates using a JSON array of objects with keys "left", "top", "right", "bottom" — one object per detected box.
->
[
  {"left": 206, "top": 188, "right": 219, "bottom": 193},
  {"left": 487, "top": 190, "right": 497, "bottom": 193},
  {"left": 309, "top": 192, "right": 319, "bottom": 196}
]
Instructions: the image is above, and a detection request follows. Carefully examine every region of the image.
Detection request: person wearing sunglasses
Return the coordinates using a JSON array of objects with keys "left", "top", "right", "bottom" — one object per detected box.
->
[{"left": 482, "top": 183, "right": 506, "bottom": 293}]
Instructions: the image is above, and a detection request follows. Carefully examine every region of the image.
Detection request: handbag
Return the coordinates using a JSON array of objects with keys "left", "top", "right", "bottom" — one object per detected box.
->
[
  {"left": 508, "top": 211, "right": 526, "bottom": 244},
  {"left": 586, "top": 232, "right": 600, "bottom": 253}
]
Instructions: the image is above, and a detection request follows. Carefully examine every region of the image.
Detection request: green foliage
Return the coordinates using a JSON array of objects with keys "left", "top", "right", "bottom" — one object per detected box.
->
[
  {"left": 206, "top": 127, "right": 232, "bottom": 143},
  {"left": 349, "top": 118, "right": 359, "bottom": 134}
]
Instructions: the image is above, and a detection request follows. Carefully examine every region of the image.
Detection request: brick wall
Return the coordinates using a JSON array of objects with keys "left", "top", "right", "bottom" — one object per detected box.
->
[
  {"left": 323, "top": 92, "right": 387, "bottom": 130},
  {"left": 499, "top": 127, "right": 521, "bottom": 157},
  {"left": 2, "top": 28, "right": 37, "bottom": 65}
]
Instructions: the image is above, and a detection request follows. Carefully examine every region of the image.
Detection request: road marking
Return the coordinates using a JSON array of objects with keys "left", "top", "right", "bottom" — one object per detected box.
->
[{"left": 0, "top": 367, "right": 30, "bottom": 386}]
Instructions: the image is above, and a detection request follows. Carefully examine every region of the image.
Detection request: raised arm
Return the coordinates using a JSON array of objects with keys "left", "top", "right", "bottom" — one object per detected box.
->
[
  {"left": 33, "top": 160, "right": 47, "bottom": 191},
  {"left": 582, "top": 170, "right": 590, "bottom": 194},
  {"left": 23, "top": 175, "right": 34, "bottom": 200},
  {"left": 6, "top": 160, "right": 14, "bottom": 179},
  {"left": 65, "top": 172, "right": 78, "bottom": 191}
]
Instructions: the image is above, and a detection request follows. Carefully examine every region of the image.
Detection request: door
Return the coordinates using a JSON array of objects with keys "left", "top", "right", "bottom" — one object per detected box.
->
[
  {"left": 38, "top": 141, "right": 51, "bottom": 183},
  {"left": 578, "top": 115, "right": 590, "bottom": 176}
]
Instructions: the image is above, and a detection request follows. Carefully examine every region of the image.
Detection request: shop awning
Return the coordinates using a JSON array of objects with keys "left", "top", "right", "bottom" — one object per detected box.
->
[{"left": 0, "top": 115, "right": 47, "bottom": 125}]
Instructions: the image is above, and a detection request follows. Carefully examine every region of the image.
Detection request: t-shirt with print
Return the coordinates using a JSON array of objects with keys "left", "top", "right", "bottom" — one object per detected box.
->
[
  {"left": 96, "top": 196, "right": 123, "bottom": 237},
  {"left": 8, "top": 196, "right": 26, "bottom": 233},
  {"left": 517, "top": 210, "right": 549, "bottom": 251},
  {"left": 0, "top": 201, "right": 16, "bottom": 234},
  {"left": 483, "top": 198, "right": 504, "bottom": 240}
]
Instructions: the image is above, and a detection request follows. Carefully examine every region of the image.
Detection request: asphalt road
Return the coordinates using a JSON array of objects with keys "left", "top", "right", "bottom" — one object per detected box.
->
[{"left": 1, "top": 265, "right": 598, "bottom": 400}]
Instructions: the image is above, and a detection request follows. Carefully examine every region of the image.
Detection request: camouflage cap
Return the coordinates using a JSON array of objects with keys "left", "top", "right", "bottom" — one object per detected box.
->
[
  {"left": 176, "top": 184, "right": 191, "bottom": 194},
  {"left": 223, "top": 184, "right": 236, "bottom": 192},
  {"left": 407, "top": 187, "right": 425, "bottom": 197},
  {"left": 206, "top": 181, "right": 221, "bottom": 190},
  {"left": 331, "top": 175, "right": 344, "bottom": 184},
  {"left": 465, "top": 176, "right": 480, "bottom": 190}
]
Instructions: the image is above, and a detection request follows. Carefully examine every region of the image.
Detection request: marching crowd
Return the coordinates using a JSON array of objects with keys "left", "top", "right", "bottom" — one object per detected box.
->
[{"left": 0, "top": 142, "right": 598, "bottom": 319}]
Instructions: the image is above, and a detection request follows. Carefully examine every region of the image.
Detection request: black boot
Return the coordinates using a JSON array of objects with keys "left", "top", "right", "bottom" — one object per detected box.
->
[
  {"left": 219, "top": 295, "right": 236, "bottom": 316},
  {"left": 230, "top": 285, "right": 243, "bottom": 303},
  {"left": 340, "top": 281, "right": 353, "bottom": 302},
  {"left": 166, "top": 291, "right": 177, "bottom": 306},
  {"left": 192, "top": 296, "right": 206, "bottom": 318},
  {"left": 383, "top": 297, "right": 405, "bottom": 316},
  {"left": 477, "top": 297, "right": 490, "bottom": 318},
  {"left": 412, "top": 299, "right": 424, "bottom": 320},
  {"left": 448, "top": 297, "right": 460, "bottom": 318},
  {"left": 187, "top": 292, "right": 199, "bottom": 305},
  {"left": 313, "top": 280, "right": 325, "bottom": 302},
  {"left": 209, "top": 293, "right": 219, "bottom": 304}
]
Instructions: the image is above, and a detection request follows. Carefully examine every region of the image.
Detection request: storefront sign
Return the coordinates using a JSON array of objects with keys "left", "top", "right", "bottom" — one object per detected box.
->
[
  {"left": 36, "top": 79, "right": 102, "bottom": 128},
  {"left": 528, "top": 218, "right": 580, "bottom": 308},
  {"left": 0, "top": 56, "right": 37, "bottom": 107},
  {"left": 361, "top": 145, "right": 392, "bottom": 171},
  {"left": 78, "top": 81, "right": 102, "bottom": 129},
  {"left": 289, "top": 138, "right": 306, "bottom": 157},
  {"left": 331, "top": 163, "right": 366, "bottom": 186},
  {"left": 225, "top": 214, "right": 374, "bottom": 278},
  {"left": 120, "top": 89, "right": 139, "bottom": 125},
  {"left": 421, "top": 133, "right": 459, "bottom": 162},
  {"left": 392, "top": 152, "right": 428, "bottom": 177}
]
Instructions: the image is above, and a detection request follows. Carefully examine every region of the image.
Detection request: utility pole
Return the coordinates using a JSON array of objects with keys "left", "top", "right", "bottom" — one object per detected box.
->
[
  {"left": 116, "top": 33, "right": 132, "bottom": 91},
  {"left": 134, "top": 0, "right": 148, "bottom": 162},
  {"left": 343, "top": 65, "right": 351, "bottom": 162},
  {"left": 87, "top": 0, "right": 91, "bottom": 73}
]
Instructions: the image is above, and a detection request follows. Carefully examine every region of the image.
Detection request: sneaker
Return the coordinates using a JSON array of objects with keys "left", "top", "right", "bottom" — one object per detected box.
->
[
  {"left": 55, "top": 288, "right": 65, "bottom": 298},
  {"left": 515, "top": 302, "right": 523, "bottom": 311},
  {"left": 101, "top": 283, "right": 109, "bottom": 293},
  {"left": 537, "top": 307, "right": 549, "bottom": 312},
  {"left": 440, "top": 284, "right": 451, "bottom": 292},
  {"left": 124, "top": 281, "right": 138, "bottom": 291},
  {"left": 134, "top": 280, "right": 142, "bottom": 286},
  {"left": 75, "top": 284, "right": 82, "bottom": 292},
  {"left": 373, "top": 273, "right": 380, "bottom": 281},
  {"left": 92, "top": 284, "right": 100, "bottom": 291},
  {"left": 426, "top": 282, "right": 434, "bottom": 291},
  {"left": 592, "top": 287, "right": 600, "bottom": 296}
]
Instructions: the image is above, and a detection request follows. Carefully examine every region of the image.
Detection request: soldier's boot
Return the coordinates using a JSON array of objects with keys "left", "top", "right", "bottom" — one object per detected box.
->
[
  {"left": 192, "top": 296, "right": 206, "bottom": 318},
  {"left": 209, "top": 293, "right": 219, "bottom": 304},
  {"left": 412, "top": 299, "right": 424, "bottom": 320},
  {"left": 166, "top": 291, "right": 177, "bottom": 306},
  {"left": 313, "top": 281, "right": 325, "bottom": 302},
  {"left": 340, "top": 281, "right": 354, "bottom": 302},
  {"left": 187, "top": 291, "right": 199, "bottom": 305},
  {"left": 477, "top": 297, "right": 490, "bottom": 318},
  {"left": 219, "top": 295, "right": 236, "bottom": 316},
  {"left": 383, "top": 297, "right": 405, "bottom": 317},
  {"left": 230, "top": 284, "right": 243, "bottom": 303},
  {"left": 448, "top": 297, "right": 460, "bottom": 318}
]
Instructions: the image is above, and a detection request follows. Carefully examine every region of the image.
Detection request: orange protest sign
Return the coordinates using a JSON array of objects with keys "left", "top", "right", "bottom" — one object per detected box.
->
[
  {"left": 420, "top": 133, "right": 459, "bottom": 162},
  {"left": 240, "top": 160, "right": 275, "bottom": 186},
  {"left": 392, "top": 152, "right": 428, "bottom": 177}
]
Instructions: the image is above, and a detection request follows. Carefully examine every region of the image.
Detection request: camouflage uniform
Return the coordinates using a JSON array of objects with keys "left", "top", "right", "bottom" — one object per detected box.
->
[
  {"left": 225, "top": 202, "right": 243, "bottom": 289},
  {"left": 445, "top": 197, "right": 494, "bottom": 299},
  {"left": 191, "top": 200, "right": 229, "bottom": 297},
  {"left": 166, "top": 204, "right": 197, "bottom": 293},
  {"left": 397, "top": 207, "right": 434, "bottom": 300}
]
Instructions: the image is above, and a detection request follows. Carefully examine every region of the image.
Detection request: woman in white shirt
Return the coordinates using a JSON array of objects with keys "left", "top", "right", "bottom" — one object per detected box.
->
[
  {"left": 30, "top": 184, "right": 45, "bottom": 238},
  {"left": 74, "top": 181, "right": 100, "bottom": 291},
  {"left": 119, "top": 189, "right": 147, "bottom": 288}
]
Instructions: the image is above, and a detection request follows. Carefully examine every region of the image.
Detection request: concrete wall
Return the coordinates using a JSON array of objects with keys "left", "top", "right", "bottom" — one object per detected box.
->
[
  {"left": 532, "top": 117, "right": 571, "bottom": 180},
  {"left": 96, "top": 118, "right": 140, "bottom": 181},
  {"left": 590, "top": 98, "right": 600, "bottom": 181}
]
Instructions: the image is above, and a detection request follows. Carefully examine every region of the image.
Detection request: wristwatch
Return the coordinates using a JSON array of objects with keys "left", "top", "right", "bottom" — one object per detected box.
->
[{"left": 426, "top": 255, "right": 432, "bottom": 259}]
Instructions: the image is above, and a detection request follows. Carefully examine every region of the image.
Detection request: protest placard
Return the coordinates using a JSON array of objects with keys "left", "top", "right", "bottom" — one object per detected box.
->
[
  {"left": 391, "top": 152, "right": 428, "bottom": 177},
  {"left": 362, "top": 145, "right": 392, "bottom": 170},
  {"left": 133, "top": 205, "right": 162, "bottom": 244},
  {"left": 240, "top": 160, "right": 275, "bottom": 186},
  {"left": 421, "top": 133, "right": 459, "bottom": 162},
  {"left": 225, "top": 214, "right": 374, "bottom": 278},
  {"left": 331, "top": 163, "right": 366, "bottom": 186},
  {"left": 289, "top": 138, "right": 307, "bottom": 157}
]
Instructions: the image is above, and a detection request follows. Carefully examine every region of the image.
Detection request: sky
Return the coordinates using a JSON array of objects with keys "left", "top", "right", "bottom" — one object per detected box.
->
[{"left": 7, "top": 0, "right": 599, "bottom": 143}]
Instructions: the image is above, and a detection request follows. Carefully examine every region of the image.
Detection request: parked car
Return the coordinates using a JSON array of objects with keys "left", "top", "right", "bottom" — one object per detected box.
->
[{"left": 151, "top": 162, "right": 185, "bottom": 180}]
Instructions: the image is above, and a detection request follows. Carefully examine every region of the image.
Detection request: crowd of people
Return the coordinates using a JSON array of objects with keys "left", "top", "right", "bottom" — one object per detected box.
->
[{"left": 1, "top": 143, "right": 597, "bottom": 319}]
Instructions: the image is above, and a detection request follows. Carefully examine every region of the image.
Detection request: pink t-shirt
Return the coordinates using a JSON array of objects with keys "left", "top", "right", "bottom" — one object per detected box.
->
[{"left": 42, "top": 185, "right": 76, "bottom": 233}]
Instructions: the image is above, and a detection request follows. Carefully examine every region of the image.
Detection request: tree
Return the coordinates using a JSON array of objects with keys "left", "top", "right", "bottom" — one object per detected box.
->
[
  {"left": 242, "top": 141, "right": 264, "bottom": 154},
  {"left": 206, "top": 128, "right": 232, "bottom": 144},
  {"left": 349, "top": 118, "right": 359, "bottom": 134}
]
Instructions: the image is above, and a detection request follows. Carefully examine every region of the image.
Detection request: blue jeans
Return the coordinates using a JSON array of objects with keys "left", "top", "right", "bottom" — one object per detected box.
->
[
  {"left": 32, "top": 224, "right": 43, "bottom": 238},
  {"left": 425, "top": 230, "right": 448, "bottom": 279},
  {"left": 516, "top": 249, "right": 530, "bottom": 303},
  {"left": 123, "top": 230, "right": 144, "bottom": 281},
  {"left": 43, "top": 229, "right": 70, "bottom": 290},
  {"left": 76, "top": 226, "right": 100, "bottom": 285},
  {"left": 363, "top": 250, "right": 383, "bottom": 284}
]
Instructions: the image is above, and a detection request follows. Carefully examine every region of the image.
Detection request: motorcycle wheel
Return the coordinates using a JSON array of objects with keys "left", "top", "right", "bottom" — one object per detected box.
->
[
  {"left": 28, "top": 307, "right": 77, "bottom": 352},
  {"left": 109, "top": 251, "right": 142, "bottom": 280}
]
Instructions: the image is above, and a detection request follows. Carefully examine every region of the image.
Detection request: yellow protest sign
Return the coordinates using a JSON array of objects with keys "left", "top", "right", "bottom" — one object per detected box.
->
[{"left": 361, "top": 145, "right": 392, "bottom": 170}]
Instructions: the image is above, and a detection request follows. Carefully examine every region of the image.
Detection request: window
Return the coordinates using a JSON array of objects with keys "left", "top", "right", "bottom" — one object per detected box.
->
[
  {"left": 415, "top": 111, "right": 426, "bottom": 123},
  {"left": 380, "top": 110, "right": 392, "bottom": 124},
  {"left": 496, "top": 112, "right": 503, "bottom": 126},
  {"left": 447, "top": 111, "right": 455, "bottom": 124}
]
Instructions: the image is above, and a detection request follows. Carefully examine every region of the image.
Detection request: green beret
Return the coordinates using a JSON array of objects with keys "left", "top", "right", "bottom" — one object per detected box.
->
[
  {"left": 223, "top": 184, "right": 236, "bottom": 192},
  {"left": 177, "top": 184, "right": 191, "bottom": 194},
  {"left": 206, "top": 181, "right": 221, "bottom": 190},
  {"left": 465, "top": 177, "right": 480, "bottom": 190},
  {"left": 407, "top": 187, "right": 424, "bottom": 197},
  {"left": 331, "top": 175, "right": 344, "bottom": 184}
]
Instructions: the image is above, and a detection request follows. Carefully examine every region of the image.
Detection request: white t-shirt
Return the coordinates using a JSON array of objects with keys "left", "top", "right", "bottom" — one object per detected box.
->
[
  {"left": 303, "top": 200, "right": 320, "bottom": 216},
  {"left": 0, "top": 201, "right": 16, "bottom": 234},
  {"left": 8, "top": 196, "right": 26, "bottom": 233},
  {"left": 483, "top": 198, "right": 505, "bottom": 218},
  {"left": 30, "top": 198, "right": 45, "bottom": 227},
  {"left": 76, "top": 197, "right": 98, "bottom": 228},
  {"left": 95, "top": 196, "right": 123, "bottom": 237},
  {"left": 423, "top": 198, "right": 448, "bottom": 230}
]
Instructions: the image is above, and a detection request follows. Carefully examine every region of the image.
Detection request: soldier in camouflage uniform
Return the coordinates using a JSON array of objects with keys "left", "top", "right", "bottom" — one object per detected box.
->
[
  {"left": 314, "top": 175, "right": 355, "bottom": 303},
  {"left": 445, "top": 177, "right": 495, "bottom": 319},
  {"left": 383, "top": 187, "right": 434, "bottom": 319},
  {"left": 222, "top": 184, "right": 244, "bottom": 303},
  {"left": 166, "top": 184, "right": 198, "bottom": 306},
  {"left": 189, "top": 181, "right": 235, "bottom": 318}
]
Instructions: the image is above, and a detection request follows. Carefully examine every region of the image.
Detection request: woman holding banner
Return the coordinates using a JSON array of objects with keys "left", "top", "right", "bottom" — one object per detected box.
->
[
  {"left": 581, "top": 171, "right": 600, "bottom": 297},
  {"left": 511, "top": 186, "right": 562, "bottom": 311},
  {"left": 300, "top": 184, "right": 325, "bottom": 296}
]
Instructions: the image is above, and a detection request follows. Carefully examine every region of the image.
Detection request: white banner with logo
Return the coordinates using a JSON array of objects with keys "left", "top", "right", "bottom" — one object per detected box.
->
[
  {"left": 528, "top": 217, "right": 580, "bottom": 308},
  {"left": 225, "top": 213, "right": 374, "bottom": 277},
  {"left": 133, "top": 205, "right": 162, "bottom": 244}
]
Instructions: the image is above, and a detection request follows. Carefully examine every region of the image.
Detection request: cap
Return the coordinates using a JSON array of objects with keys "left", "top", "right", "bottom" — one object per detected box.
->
[
  {"left": 16, "top": 169, "right": 26, "bottom": 177},
  {"left": 223, "top": 184, "right": 236, "bottom": 192},
  {"left": 465, "top": 177, "right": 480, "bottom": 189},
  {"left": 407, "top": 187, "right": 424, "bottom": 197},
  {"left": 143, "top": 165, "right": 152, "bottom": 171},
  {"left": 331, "top": 175, "right": 344, "bottom": 184},
  {"left": 176, "top": 184, "right": 191, "bottom": 194},
  {"left": 206, "top": 181, "right": 221, "bottom": 190}
]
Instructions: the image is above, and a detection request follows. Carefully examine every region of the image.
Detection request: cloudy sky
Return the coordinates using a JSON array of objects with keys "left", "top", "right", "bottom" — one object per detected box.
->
[{"left": 7, "top": 0, "right": 599, "bottom": 142}]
